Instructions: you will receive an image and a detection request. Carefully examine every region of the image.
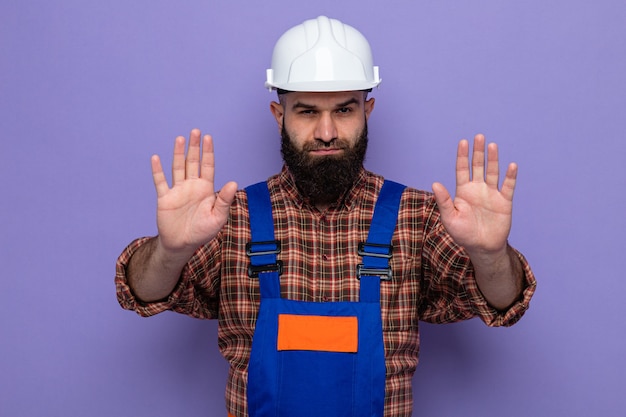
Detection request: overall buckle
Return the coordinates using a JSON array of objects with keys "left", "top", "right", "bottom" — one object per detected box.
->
[
  {"left": 357, "top": 242, "right": 393, "bottom": 281},
  {"left": 246, "top": 240, "right": 282, "bottom": 278},
  {"left": 357, "top": 242, "right": 393, "bottom": 258},
  {"left": 356, "top": 264, "right": 392, "bottom": 281}
]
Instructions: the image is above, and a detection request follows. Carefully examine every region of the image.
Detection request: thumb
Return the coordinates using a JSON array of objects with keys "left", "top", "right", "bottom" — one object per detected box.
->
[
  {"left": 432, "top": 182, "right": 455, "bottom": 218},
  {"left": 213, "top": 181, "right": 238, "bottom": 217}
]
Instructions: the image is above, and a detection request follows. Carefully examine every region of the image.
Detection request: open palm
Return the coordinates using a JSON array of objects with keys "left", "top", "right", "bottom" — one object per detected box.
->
[
  {"left": 151, "top": 130, "right": 237, "bottom": 255},
  {"left": 432, "top": 134, "right": 517, "bottom": 257}
]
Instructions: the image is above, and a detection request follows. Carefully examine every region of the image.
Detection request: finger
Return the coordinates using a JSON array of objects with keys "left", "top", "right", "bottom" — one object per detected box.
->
[
  {"left": 213, "top": 181, "right": 238, "bottom": 217},
  {"left": 200, "top": 134, "right": 215, "bottom": 186},
  {"left": 485, "top": 142, "right": 500, "bottom": 189},
  {"left": 432, "top": 182, "right": 455, "bottom": 218},
  {"left": 471, "top": 134, "right": 486, "bottom": 183},
  {"left": 501, "top": 162, "right": 518, "bottom": 201},
  {"left": 171, "top": 135, "right": 186, "bottom": 185},
  {"left": 456, "top": 139, "right": 470, "bottom": 186},
  {"left": 151, "top": 155, "right": 170, "bottom": 198},
  {"left": 185, "top": 129, "right": 202, "bottom": 179}
]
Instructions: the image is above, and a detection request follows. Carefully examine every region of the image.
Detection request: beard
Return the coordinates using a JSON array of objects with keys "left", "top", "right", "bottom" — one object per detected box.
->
[{"left": 280, "top": 122, "right": 368, "bottom": 206}]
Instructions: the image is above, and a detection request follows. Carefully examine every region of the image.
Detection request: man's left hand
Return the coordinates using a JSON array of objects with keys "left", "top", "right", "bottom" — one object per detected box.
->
[{"left": 432, "top": 133, "right": 517, "bottom": 260}]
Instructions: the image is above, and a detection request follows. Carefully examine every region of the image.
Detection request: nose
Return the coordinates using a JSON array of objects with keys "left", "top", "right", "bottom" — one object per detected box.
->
[{"left": 314, "top": 112, "right": 338, "bottom": 143}]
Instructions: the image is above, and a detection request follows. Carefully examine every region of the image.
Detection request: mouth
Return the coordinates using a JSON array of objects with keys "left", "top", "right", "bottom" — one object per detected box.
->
[{"left": 308, "top": 147, "right": 344, "bottom": 156}]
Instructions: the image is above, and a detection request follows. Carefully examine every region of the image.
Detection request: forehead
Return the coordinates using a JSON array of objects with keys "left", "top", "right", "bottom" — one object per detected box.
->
[{"left": 282, "top": 90, "right": 365, "bottom": 107}]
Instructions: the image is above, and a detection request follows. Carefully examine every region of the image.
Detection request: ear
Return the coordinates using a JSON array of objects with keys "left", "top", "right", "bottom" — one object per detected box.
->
[
  {"left": 270, "top": 101, "right": 284, "bottom": 132},
  {"left": 364, "top": 97, "right": 375, "bottom": 121}
]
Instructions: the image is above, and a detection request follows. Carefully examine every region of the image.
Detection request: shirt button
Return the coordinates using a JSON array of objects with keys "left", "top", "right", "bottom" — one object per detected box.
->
[
  {"left": 322, "top": 295, "right": 329, "bottom": 302},
  {"left": 322, "top": 254, "right": 329, "bottom": 261}
]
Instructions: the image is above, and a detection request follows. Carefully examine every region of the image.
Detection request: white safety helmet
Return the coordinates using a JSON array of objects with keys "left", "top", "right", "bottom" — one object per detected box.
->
[{"left": 265, "top": 16, "right": 381, "bottom": 92}]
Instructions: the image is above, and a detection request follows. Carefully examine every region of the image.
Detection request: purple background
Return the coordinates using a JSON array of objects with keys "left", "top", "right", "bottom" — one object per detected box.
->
[{"left": 2, "top": 1, "right": 625, "bottom": 416}]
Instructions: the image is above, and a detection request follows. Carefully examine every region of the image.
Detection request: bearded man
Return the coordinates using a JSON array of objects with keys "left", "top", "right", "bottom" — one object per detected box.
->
[{"left": 115, "top": 16, "right": 536, "bottom": 417}]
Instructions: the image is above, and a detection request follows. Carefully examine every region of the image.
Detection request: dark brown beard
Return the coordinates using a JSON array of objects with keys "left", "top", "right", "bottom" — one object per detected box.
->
[{"left": 280, "top": 123, "right": 368, "bottom": 206}]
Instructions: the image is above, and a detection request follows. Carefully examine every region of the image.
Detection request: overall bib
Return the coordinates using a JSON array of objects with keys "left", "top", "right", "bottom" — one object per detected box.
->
[{"left": 244, "top": 180, "right": 405, "bottom": 417}]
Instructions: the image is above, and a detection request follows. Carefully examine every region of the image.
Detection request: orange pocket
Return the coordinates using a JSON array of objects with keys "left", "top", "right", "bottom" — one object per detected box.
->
[{"left": 277, "top": 314, "right": 358, "bottom": 353}]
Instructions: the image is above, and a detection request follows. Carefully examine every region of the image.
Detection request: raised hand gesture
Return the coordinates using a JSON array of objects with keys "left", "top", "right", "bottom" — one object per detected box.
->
[
  {"left": 432, "top": 134, "right": 516, "bottom": 258},
  {"left": 151, "top": 129, "right": 238, "bottom": 257},
  {"left": 126, "top": 129, "right": 237, "bottom": 302},
  {"left": 432, "top": 134, "right": 523, "bottom": 309}
]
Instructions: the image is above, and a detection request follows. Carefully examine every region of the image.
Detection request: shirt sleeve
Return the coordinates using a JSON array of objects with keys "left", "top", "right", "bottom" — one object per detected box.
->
[
  {"left": 115, "top": 236, "right": 222, "bottom": 319},
  {"left": 418, "top": 203, "right": 537, "bottom": 328},
  {"left": 463, "top": 246, "right": 536, "bottom": 327}
]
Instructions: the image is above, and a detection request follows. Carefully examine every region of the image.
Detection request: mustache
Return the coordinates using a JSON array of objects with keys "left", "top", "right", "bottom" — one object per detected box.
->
[{"left": 302, "top": 138, "right": 351, "bottom": 152}]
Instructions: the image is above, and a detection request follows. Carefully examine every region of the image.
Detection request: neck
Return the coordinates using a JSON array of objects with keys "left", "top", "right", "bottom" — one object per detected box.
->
[{"left": 315, "top": 202, "right": 331, "bottom": 212}]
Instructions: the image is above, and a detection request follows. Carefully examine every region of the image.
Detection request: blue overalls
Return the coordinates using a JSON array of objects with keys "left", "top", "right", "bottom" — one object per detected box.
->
[{"left": 245, "top": 180, "right": 405, "bottom": 417}]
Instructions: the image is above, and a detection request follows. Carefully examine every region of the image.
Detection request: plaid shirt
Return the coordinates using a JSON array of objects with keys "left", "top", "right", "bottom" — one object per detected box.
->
[{"left": 116, "top": 167, "right": 536, "bottom": 417}]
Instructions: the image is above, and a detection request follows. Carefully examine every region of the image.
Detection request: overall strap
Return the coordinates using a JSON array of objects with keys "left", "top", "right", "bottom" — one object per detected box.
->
[
  {"left": 245, "top": 182, "right": 281, "bottom": 298},
  {"left": 358, "top": 180, "right": 406, "bottom": 303}
]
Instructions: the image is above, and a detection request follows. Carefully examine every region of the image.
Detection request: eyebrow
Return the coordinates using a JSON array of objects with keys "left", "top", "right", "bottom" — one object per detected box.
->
[{"left": 291, "top": 97, "right": 361, "bottom": 111}]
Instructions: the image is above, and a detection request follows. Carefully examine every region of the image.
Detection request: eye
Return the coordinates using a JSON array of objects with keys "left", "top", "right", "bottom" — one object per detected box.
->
[{"left": 336, "top": 107, "right": 352, "bottom": 114}]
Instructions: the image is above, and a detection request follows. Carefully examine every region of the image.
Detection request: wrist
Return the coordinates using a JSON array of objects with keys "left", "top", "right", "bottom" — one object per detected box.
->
[
  {"left": 466, "top": 243, "right": 509, "bottom": 270},
  {"left": 154, "top": 236, "right": 197, "bottom": 267},
  {"left": 469, "top": 244, "right": 524, "bottom": 310}
]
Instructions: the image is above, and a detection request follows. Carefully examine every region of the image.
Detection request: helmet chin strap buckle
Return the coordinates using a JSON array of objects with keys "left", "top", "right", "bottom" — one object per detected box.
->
[{"left": 266, "top": 69, "right": 274, "bottom": 92}]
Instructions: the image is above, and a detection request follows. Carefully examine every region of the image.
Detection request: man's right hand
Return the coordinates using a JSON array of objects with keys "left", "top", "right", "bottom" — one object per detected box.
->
[
  {"left": 126, "top": 129, "right": 237, "bottom": 302},
  {"left": 151, "top": 129, "right": 238, "bottom": 258}
]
